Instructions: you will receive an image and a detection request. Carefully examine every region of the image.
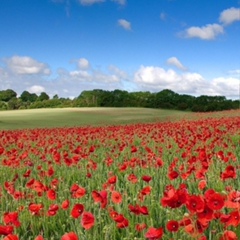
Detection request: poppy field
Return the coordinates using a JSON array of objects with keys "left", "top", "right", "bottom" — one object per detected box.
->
[{"left": 0, "top": 110, "right": 239, "bottom": 239}]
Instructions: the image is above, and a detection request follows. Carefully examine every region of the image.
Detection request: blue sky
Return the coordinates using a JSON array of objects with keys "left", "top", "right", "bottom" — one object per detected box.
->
[{"left": 0, "top": 0, "right": 240, "bottom": 99}]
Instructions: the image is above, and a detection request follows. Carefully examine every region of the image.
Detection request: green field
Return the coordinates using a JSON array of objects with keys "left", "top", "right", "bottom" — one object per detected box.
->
[{"left": 0, "top": 107, "right": 192, "bottom": 130}]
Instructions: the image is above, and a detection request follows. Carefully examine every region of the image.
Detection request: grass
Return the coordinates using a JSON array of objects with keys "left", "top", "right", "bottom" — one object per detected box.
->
[
  {"left": 0, "top": 108, "right": 239, "bottom": 130},
  {"left": 0, "top": 107, "right": 191, "bottom": 130}
]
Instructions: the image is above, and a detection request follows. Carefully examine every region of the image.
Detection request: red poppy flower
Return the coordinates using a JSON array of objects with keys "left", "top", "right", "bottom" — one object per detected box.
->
[
  {"left": 141, "top": 186, "right": 152, "bottom": 196},
  {"left": 61, "top": 232, "right": 78, "bottom": 240},
  {"left": 61, "top": 199, "right": 70, "bottom": 210},
  {"left": 186, "top": 195, "right": 205, "bottom": 213},
  {"left": 205, "top": 191, "right": 225, "bottom": 211},
  {"left": 71, "top": 204, "right": 84, "bottom": 219},
  {"left": 70, "top": 184, "right": 86, "bottom": 199},
  {"left": 81, "top": 212, "right": 95, "bottom": 230},
  {"left": 23, "top": 169, "right": 31, "bottom": 178},
  {"left": 3, "top": 234, "right": 19, "bottom": 240},
  {"left": 225, "top": 190, "right": 240, "bottom": 209},
  {"left": 198, "top": 180, "right": 207, "bottom": 191},
  {"left": 128, "top": 204, "right": 148, "bottom": 215},
  {"left": 142, "top": 175, "right": 152, "bottom": 183},
  {"left": 0, "top": 225, "right": 14, "bottom": 236},
  {"left": 221, "top": 165, "right": 237, "bottom": 180},
  {"left": 47, "top": 166, "right": 55, "bottom": 177},
  {"left": 51, "top": 178, "right": 59, "bottom": 189},
  {"left": 114, "top": 214, "right": 129, "bottom": 229},
  {"left": 47, "top": 189, "right": 57, "bottom": 201},
  {"left": 131, "top": 146, "right": 137, "bottom": 153},
  {"left": 135, "top": 223, "right": 147, "bottom": 232},
  {"left": 197, "top": 205, "right": 214, "bottom": 222},
  {"left": 108, "top": 175, "right": 117, "bottom": 185},
  {"left": 220, "top": 230, "right": 237, "bottom": 240},
  {"left": 3, "top": 212, "right": 21, "bottom": 227},
  {"left": 166, "top": 220, "right": 179, "bottom": 232},
  {"left": 89, "top": 145, "right": 95, "bottom": 153},
  {"left": 4, "top": 181, "right": 15, "bottom": 195},
  {"left": 168, "top": 170, "right": 179, "bottom": 180},
  {"left": 161, "top": 185, "right": 187, "bottom": 209},
  {"left": 145, "top": 227, "right": 164, "bottom": 240},
  {"left": 35, "top": 235, "right": 44, "bottom": 240},
  {"left": 221, "top": 210, "right": 240, "bottom": 227},
  {"left": 92, "top": 190, "right": 108, "bottom": 209},
  {"left": 127, "top": 174, "right": 138, "bottom": 183},
  {"left": 28, "top": 203, "right": 44, "bottom": 216},
  {"left": 111, "top": 191, "right": 122, "bottom": 204},
  {"left": 47, "top": 204, "right": 59, "bottom": 216}
]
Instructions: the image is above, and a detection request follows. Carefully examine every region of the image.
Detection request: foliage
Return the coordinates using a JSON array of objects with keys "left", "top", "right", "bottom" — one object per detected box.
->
[
  {"left": 0, "top": 88, "right": 239, "bottom": 112},
  {"left": 0, "top": 89, "right": 17, "bottom": 102}
]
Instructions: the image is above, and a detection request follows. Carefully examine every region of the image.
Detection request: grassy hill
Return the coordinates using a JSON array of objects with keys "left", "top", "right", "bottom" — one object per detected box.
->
[{"left": 0, "top": 107, "right": 191, "bottom": 130}]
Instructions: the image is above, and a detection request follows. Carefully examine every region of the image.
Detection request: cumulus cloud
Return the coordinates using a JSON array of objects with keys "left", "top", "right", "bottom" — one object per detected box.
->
[
  {"left": 108, "top": 65, "right": 128, "bottom": 79},
  {"left": 182, "top": 7, "right": 240, "bottom": 41},
  {"left": 219, "top": 7, "right": 240, "bottom": 25},
  {"left": 79, "top": 0, "right": 105, "bottom": 5},
  {"left": 167, "top": 57, "right": 187, "bottom": 71},
  {"left": 133, "top": 65, "right": 239, "bottom": 98},
  {"left": 118, "top": 19, "right": 131, "bottom": 30},
  {"left": 184, "top": 24, "right": 224, "bottom": 40},
  {"left": 134, "top": 66, "right": 180, "bottom": 86},
  {"left": 209, "top": 77, "right": 240, "bottom": 96},
  {"left": 1, "top": 55, "right": 239, "bottom": 99},
  {"left": 228, "top": 69, "right": 240, "bottom": 77},
  {"left": 77, "top": 58, "right": 90, "bottom": 70},
  {"left": 69, "top": 69, "right": 120, "bottom": 83},
  {"left": 6, "top": 56, "right": 51, "bottom": 75},
  {"left": 27, "top": 85, "right": 46, "bottom": 95}
]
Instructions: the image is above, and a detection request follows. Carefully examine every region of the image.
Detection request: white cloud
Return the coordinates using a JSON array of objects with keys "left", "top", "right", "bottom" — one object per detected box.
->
[
  {"left": 111, "top": 0, "right": 126, "bottom": 5},
  {"left": 134, "top": 65, "right": 205, "bottom": 94},
  {"left": 79, "top": 0, "right": 105, "bottom": 5},
  {"left": 6, "top": 56, "right": 51, "bottom": 75},
  {"left": 228, "top": 69, "right": 240, "bottom": 77},
  {"left": 209, "top": 77, "right": 240, "bottom": 97},
  {"left": 219, "top": 7, "right": 240, "bottom": 25},
  {"left": 77, "top": 58, "right": 90, "bottom": 70},
  {"left": 134, "top": 66, "right": 181, "bottom": 86},
  {"left": 69, "top": 69, "right": 120, "bottom": 83},
  {"left": 118, "top": 19, "right": 131, "bottom": 30},
  {"left": 69, "top": 70, "right": 91, "bottom": 80},
  {"left": 27, "top": 85, "right": 46, "bottom": 95},
  {"left": 167, "top": 57, "right": 187, "bottom": 71},
  {"left": 133, "top": 65, "right": 239, "bottom": 98},
  {"left": 184, "top": 24, "right": 224, "bottom": 40},
  {"left": 108, "top": 65, "right": 128, "bottom": 79},
  {"left": 1, "top": 55, "right": 239, "bottom": 99}
]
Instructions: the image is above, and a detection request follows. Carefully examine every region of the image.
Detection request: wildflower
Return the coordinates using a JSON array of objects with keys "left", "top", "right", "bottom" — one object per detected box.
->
[
  {"left": 145, "top": 227, "right": 164, "bottom": 240},
  {"left": 81, "top": 212, "right": 95, "bottom": 230},
  {"left": 71, "top": 204, "right": 84, "bottom": 219},
  {"left": 166, "top": 220, "right": 179, "bottom": 232}
]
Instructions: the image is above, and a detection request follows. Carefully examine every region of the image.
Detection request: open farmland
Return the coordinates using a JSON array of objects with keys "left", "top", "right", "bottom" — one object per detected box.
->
[
  {"left": 0, "top": 108, "right": 192, "bottom": 130},
  {"left": 0, "top": 110, "right": 239, "bottom": 239}
]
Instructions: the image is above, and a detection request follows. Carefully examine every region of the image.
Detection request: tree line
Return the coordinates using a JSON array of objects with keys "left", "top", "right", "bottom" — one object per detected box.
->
[{"left": 0, "top": 88, "right": 239, "bottom": 112}]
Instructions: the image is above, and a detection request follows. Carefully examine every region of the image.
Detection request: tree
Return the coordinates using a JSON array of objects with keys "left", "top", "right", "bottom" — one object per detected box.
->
[
  {"left": 155, "top": 89, "right": 179, "bottom": 109},
  {"left": 20, "top": 91, "right": 38, "bottom": 102},
  {"left": 0, "top": 89, "right": 17, "bottom": 102},
  {"left": 53, "top": 94, "right": 59, "bottom": 99},
  {"left": 38, "top": 92, "right": 50, "bottom": 101},
  {"left": 7, "top": 97, "right": 22, "bottom": 110}
]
